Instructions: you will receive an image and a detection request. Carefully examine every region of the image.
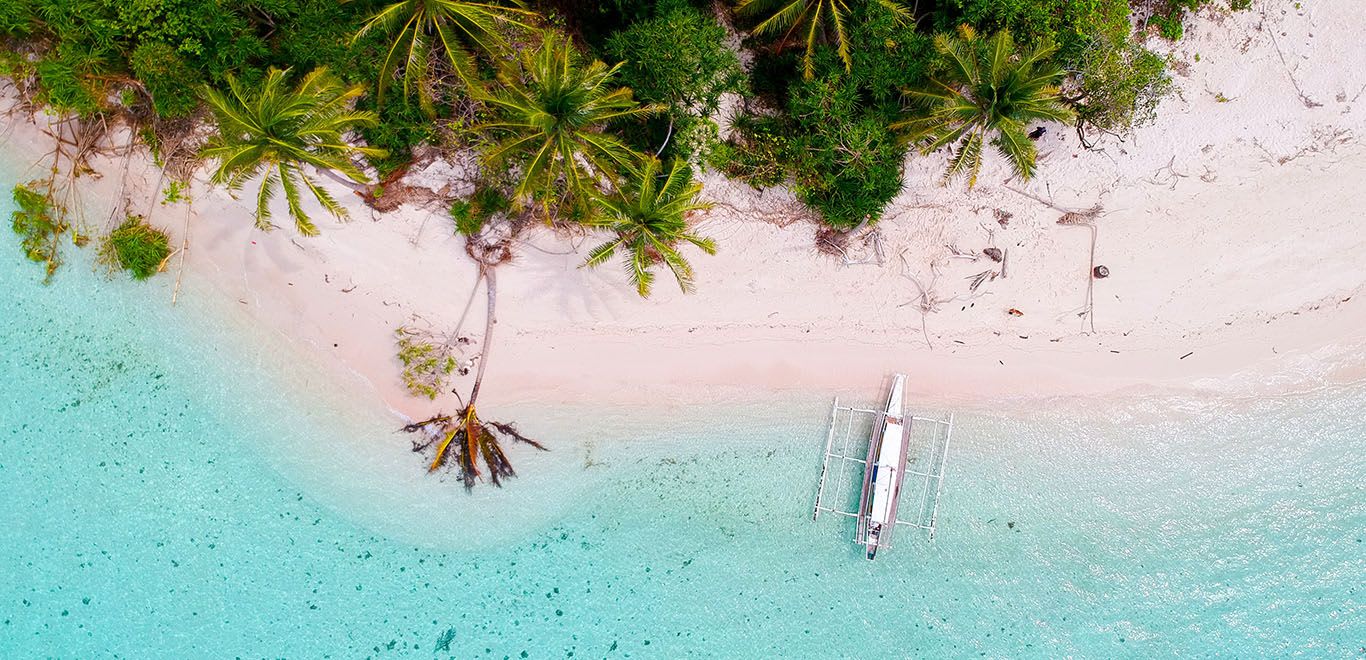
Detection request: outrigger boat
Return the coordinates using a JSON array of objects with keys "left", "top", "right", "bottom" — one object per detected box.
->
[
  {"left": 811, "top": 374, "right": 955, "bottom": 560},
  {"left": 856, "top": 373, "right": 907, "bottom": 560}
]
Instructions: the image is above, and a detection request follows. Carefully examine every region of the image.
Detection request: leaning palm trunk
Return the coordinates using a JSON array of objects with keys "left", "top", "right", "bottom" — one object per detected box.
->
[{"left": 402, "top": 265, "right": 546, "bottom": 489}]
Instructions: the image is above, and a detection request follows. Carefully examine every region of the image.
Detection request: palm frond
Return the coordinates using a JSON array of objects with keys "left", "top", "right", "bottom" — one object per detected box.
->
[
  {"left": 202, "top": 67, "right": 378, "bottom": 236},
  {"left": 896, "top": 27, "right": 1070, "bottom": 186}
]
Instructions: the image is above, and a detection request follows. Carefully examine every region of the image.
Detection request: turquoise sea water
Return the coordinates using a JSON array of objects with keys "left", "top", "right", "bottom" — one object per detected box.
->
[{"left": 2, "top": 182, "right": 1363, "bottom": 658}]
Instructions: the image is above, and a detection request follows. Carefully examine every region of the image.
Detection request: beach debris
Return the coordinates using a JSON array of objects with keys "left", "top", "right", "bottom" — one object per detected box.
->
[
  {"left": 1093, "top": 265, "right": 1110, "bottom": 279},
  {"left": 993, "top": 209, "right": 1012, "bottom": 227},
  {"left": 1007, "top": 308, "right": 1024, "bottom": 317},
  {"left": 983, "top": 247, "right": 1004, "bottom": 262},
  {"left": 818, "top": 225, "right": 885, "bottom": 266},
  {"left": 1179, "top": 351, "right": 1194, "bottom": 360},
  {"left": 967, "top": 269, "right": 997, "bottom": 292},
  {"left": 897, "top": 250, "right": 947, "bottom": 350},
  {"left": 1027, "top": 126, "right": 1047, "bottom": 140},
  {"left": 946, "top": 243, "right": 978, "bottom": 260},
  {"left": 403, "top": 408, "right": 547, "bottom": 489}
]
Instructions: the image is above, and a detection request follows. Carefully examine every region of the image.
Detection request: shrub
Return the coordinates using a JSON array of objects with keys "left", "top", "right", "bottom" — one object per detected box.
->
[
  {"left": 845, "top": 3, "right": 937, "bottom": 103},
  {"left": 0, "top": 0, "right": 35, "bottom": 36},
  {"left": 451, "top": 185, "right": 511, "bottom": 237},
  {"left": 1074, "top": 38, "right": 1173, "bottom": 143},
  {"left": 34, "top": 57, "right": 102, "bottom": 116},
  {"left": 607, "top": 5, "right": 745, "bottom": 115},
  {"left": 607, "top": 4, "right": 745, "bottom": 162},
  {"left": 941, "top": 0, "right": 1130, "bottom": 63},
  {"left": 787, "top": 60, "right": 905, "bottom": 228},
  {"left": 99, "top": 215, "right": 170, "bottom": 280},
  {"left": 707, "top": 116, "right": 792, "bottom": 189},
  {"left": 10, "top": 183, "right": 69, "bottom": 282},
  {"left": 129, "top": 42, "right": 201, "bottom": 117},
  {"left": 360, "top": 98, "right": 437, "bottom": 178},
  {"left": 794, "top": 117, "right": 904, "bottom": 230}
]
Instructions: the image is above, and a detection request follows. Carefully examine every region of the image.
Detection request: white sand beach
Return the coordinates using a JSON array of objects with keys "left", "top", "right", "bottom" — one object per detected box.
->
[{"left": 4, "top": 1, "right": 1364, "bottom": 419}]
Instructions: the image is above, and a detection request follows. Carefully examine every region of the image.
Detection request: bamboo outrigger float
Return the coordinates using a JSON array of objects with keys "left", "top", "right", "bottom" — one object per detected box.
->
[{"left": 812, "top": 374, "right": 955, "bottom": 559}]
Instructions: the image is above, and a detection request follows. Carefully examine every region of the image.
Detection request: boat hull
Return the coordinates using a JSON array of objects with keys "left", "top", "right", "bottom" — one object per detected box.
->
[{"left": 858, "top": 374, "right": 907, "bottom": 559}]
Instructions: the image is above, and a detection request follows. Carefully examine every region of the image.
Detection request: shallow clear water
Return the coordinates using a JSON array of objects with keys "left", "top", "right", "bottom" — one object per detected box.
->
[{"left": 1, "top": 180, "right": 1363, "bottom": 658}]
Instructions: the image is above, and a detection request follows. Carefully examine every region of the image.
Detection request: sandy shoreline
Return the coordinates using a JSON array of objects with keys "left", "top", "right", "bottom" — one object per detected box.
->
[{"left": 3, "top": 1, "right": 1365, "bottom": 419}]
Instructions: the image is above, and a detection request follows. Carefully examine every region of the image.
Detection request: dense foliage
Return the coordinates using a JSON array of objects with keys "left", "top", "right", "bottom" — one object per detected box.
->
[
  {"left": 1, "top": 0, "right": 1241, "bottom": 276},
  {"left": 606, "top": 3, "right": 745, "bottom": 162}
]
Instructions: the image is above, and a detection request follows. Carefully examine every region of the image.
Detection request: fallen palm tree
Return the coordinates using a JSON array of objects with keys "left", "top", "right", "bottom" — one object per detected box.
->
[{"left": 402, "top": 219, "right": 546, "bottom": 489}]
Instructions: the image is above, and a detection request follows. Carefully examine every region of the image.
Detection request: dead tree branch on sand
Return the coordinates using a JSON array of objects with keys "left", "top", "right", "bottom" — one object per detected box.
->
[{"left": 898, "top": 250, "right": 948, "bottom": 350}]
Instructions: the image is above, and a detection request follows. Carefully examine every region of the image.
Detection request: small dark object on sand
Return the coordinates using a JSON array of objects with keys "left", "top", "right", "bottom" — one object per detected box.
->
[
  {"left": 1007, "top": 308, "right": 1024, "bottom": 317},
  {"left": 983, "top": 247, "right": 1003, "bottom": 262},
  {"left": 1028, "top": 126, "right": 1046, "bottom": 140},
  {"left": 1093, "top": 265, "right": 1110, "bottom": 279}
]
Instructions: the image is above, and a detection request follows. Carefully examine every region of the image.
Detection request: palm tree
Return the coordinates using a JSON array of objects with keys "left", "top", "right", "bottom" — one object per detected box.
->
[
  {"left": 478, "top": 31, "right": 662, "bottom": 212},
  {"left": 585, "top": 158, "right": 716, "bottom": 297},
  {"left": 202, "top": 67, "right": 384, "bottom": 236},
  {"left": 354, "top": 0, "right": 536, "bottom": 113},
  {"left": 402, "top": 216, "right": 547, "bottom": 489},
  {"left": 892, "top": 26, "right": 1075, "bottom": 188},
  {"left": 735, "top": 0, "right": 911, "bottom": 79}
]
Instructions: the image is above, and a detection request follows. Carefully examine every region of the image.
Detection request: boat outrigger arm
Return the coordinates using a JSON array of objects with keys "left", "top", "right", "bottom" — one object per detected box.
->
[{"left": 811, "top": 373, "right": 955, "bottom": 559}]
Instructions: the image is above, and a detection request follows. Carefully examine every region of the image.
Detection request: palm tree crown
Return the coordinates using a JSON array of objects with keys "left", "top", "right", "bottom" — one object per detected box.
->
[
  {"left": 736, "top": 0, "right": 910, "bottom": 79},
  {"left": 202, "top": 67, "right": 384, "bottom": 235},
  {"left": 479, "top": 31, "right": 661, "bottom": 211},
  {"left": 893, "top": 26, "right": 1075, "bottom": 188},
  {"left": 355, "top": 0, "right": 535, "bottom": 113},
  {"left": 585, "top": 158, "right": 716, "bottom": 297}
]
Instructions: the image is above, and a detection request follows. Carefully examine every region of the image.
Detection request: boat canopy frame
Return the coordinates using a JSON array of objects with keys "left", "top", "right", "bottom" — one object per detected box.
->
[{"left": 811, "top": 396, "right": 955, "bottom": 547}]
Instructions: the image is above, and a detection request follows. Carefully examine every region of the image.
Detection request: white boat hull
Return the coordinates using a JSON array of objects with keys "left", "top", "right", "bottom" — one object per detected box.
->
[{"left": 859, "top": 374, "right": 907, "bottom": 559}]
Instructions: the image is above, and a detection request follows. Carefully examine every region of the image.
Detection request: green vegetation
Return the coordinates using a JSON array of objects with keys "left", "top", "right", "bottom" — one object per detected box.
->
[
  {"left": 479, "top": 31, "right": 660, "bottom": 215},
  {"left": 1071, "top": 35, "right": 1173, "bottom": 145},
  {"left": 0, "top": 0, "right": 1246, "bottom": 484},
  {"left": 736, "top": 0, "right": 911, "bottom": 79},
  {"left": 10, "top": 182, "right": 69, "bottom": 283},
  {"left": 450, "top": 185, "right": 512, "bottom": 237},
  {"left": 586, "top": 157, "right": 715, "bottom": 297},
  {"left": 606, "top": 4, "right": 745, "bottom": 162},
  {"left": 394, "top": 325, "right": 459, "bottom": 400},
  {"left": 354, "top": 0, "right": 535, "bottom": 113},
  {"left": 202, "top": 67, "right": 384, "bottom": 235},
  {"left": 894, "top": 26, "right": 1074, "bottom": 188},
  {"left": 98, "top": 216, "right": 171, "bottom": 280},
  {"left": 0, "top": 0, "right": 1215, "bottom": 236}
]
